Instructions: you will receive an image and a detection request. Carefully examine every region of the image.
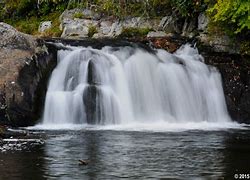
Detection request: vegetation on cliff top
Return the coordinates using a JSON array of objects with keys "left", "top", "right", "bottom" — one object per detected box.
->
[
  {"left": 207, "top": 0, "right": 250, "bottom": 34},
  {"left": 0, "top": 0, "right": 249, "bottom": 37}
]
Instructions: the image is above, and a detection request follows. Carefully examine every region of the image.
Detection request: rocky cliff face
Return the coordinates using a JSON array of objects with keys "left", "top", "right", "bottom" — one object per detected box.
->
[
  {"left": 0, "top": 21, "right": 249, "bottom": 126},
  {"left": 0, "top": 23, "right": 56, "bottom": 126},
  {"left": 200, "top": 49, "right": 250, "bottom": 123}
]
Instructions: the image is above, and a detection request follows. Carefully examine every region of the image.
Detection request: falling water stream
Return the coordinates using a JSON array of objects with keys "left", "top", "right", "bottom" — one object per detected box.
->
[{"left": 41, "top": 44, "right": 231, "bottom": 128}]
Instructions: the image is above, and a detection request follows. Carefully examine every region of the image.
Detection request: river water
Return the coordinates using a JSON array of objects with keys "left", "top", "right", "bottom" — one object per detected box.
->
[{"left": 1, "top": 126, "right": 250, "bottom": 179}]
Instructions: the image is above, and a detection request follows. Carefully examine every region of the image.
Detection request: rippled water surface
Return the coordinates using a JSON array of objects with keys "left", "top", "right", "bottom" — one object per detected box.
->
[{"left": 1, "top": 128, "right": 250, "bottom": 179}]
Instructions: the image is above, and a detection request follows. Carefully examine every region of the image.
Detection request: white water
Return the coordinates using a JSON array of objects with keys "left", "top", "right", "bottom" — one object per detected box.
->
[{"left": 38, "top": 44, "right": 234, "bottom": 130}]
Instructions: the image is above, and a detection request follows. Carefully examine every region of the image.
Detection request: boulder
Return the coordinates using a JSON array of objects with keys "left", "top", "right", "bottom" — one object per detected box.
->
[
  {"left": 99, "top": 21, "right": 113, "bottom": 35},
  {"left": 38, "top": 21, "right": 52, "bottom": 33},
  {"left": 198, "top": 13, "right": 209, "bottom": 32},
  {"left": 0, "top": 23, "right": 36, "bottom": 50},
  {"left": 61, "top": 19, "right": 98, "bottom": 38},
  {"left": 60, "top": 8, "right": 101, "bottom": 23},
  {"left": 60, "top": 8, "right": 101, "bottom": 37},
  {"left": 198, "top": 34, "right": 240, "bottom": 54},
  {"left": 0, "top": 23, "right": 56, "bottom": 126},
  {"left": 109, "top": 21, "right": 123, "bottom": 37},
  {"left": 182, "top": 18, "right": 197, "bottom": 37},
  {"left": 158, "top": 16, "right": 181, "bottom": 34}
]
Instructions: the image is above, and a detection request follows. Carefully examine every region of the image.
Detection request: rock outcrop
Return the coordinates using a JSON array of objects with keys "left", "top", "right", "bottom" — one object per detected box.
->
[
  {"left": 200, "top": 49, "right": 250, "bottom": 123},
  {"left": 59, "top": 8, "right": 160, "bottom": 38},
  {"left": 0, "top": 20, "right": 249, "bottom": 126},
  {"left": 58, "top": 8, "right": 241, "bottom": 56},
  {"left": 0, "top": 23, "right": 56, "bottom": 126},
  {"left": 39, "top": 21, "right": 52, "bottom": 33}
]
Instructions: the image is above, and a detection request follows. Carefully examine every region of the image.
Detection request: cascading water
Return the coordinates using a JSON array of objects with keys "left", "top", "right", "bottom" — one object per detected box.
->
[{"left": 41, "top": 44, "right": 231, "bottom": 127}]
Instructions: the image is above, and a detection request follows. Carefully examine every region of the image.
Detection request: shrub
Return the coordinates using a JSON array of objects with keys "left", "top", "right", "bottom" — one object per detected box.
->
[
  {"left": 14, "top": 18, "right": 40, "bottom": 35},
  {"left": 88, "top": 25, "right": 98, "bottom": 37},
  {"left": 207, "top": 0, "right": 250, "bottom": 34},
  {"left": 171, "top": 0, "right": 206, "bottom": 17},
  {"left": 41, "top": 26, "right": 62, "bottom": 37}
]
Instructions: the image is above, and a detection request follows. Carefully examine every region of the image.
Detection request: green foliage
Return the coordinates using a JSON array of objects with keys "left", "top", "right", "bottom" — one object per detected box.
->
[
  {"left": 150, "top": 0, "right": 172, "bottom": 16},
  {"left": 68, "top": 0, "right": 172, "bottom": 18},
  {"left": 119, "top": 27, "right": 152, "bottom": 38},
  {"left": 17, "top": 0, "right": 37, "bottom": 16},
  {"left": 240, "top": 40, "right": 250, "bottom": 55},
  {"left": 207, "top": 0, "right": 250, "bottom": 34},
  {"left": 171, "top": 0, "right": 206, "bottom": 17},
  {"left": 88, "top": 25, "right": 98, "bottom": 37},
  {"left": 0, "top": 0, "right": 68, "bottom": 19},
  {"left": 1, "top": 0, "right": 249, "bottom": 39},
  {"left": 40, "top": 12, "right": 62, "bottom": 37},
  {"left": 42, "top": 26, "right": 62, "bottom": 37},
  {"left": 4, "top": 11, "right": 62, "bottom": 36},
  {"left": 6, "top": 17, "right": 40, "bottom": 35}
]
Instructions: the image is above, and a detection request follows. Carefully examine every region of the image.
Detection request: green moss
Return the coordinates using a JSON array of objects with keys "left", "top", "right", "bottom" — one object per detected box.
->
[
  {"left": 73, "top": 12, "right": 84, "bottom": 19},
  {"left": 88, "top": 25, "right": 98, "bottom": 38},
  {"left": 119, "top": 27, "right": 153, "bottom": 38},
  {"left": 42, "top": 26, "right": 62, "bottom": 37},
  {"left": 240, "top": 41, "right": 250, "bottom": 56}
]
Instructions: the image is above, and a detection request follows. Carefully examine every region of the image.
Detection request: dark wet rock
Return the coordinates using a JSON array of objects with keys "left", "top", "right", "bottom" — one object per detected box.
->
[
  {"left": 182, "top": 17, "right": 197, "bottom": 37},
  {"left": 201, "top": 52, "right": 250, "bottom": 123},
  {"left": 158, "top": 15, "right": 182, "bottom": 34},
  {"left": 0, "top": 138, "right": 44, "bottom": 152},
  {"left": 83, "top": 85, "right": 101, "bottom": 124},
  {"left": 78, "top": 159, "right": 90, "bottom": 165},
  {"left": 87, "top": 60, "right": 98, "bottom": 85},
  {"left": 0, "top": 126, "right": 27, "bottom": 138},
  {"left": 0, "top": 124, "right": 45, "bottom": 152}
]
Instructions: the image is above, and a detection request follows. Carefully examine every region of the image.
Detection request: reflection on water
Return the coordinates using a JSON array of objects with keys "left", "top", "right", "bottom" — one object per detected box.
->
[{"left": 1, "top": 129, "right": 250, "bottom": 179}]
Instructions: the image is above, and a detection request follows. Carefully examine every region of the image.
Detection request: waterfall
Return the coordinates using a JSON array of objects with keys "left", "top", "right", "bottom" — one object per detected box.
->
[{"left": 42, "top": 44, "right": 231, "bottom": 126}]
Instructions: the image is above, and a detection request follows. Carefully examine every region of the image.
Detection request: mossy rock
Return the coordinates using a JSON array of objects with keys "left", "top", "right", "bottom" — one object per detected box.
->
[{"left": 119, "top": 27, "right": 153, "bottom": 38}]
